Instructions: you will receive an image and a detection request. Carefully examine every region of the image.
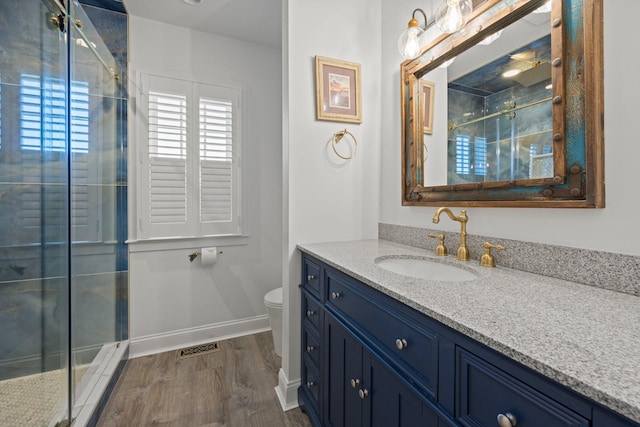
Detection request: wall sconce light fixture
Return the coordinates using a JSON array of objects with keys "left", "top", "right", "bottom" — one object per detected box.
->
[
  {"left": 435, "top": 0, "right": 472, "bottom": 34},
  {"left": 399, "top": 1, "right": 474, "bottom": 60},
  {"left": 397, "top": 8, "right": 429, "bottom": 60}
]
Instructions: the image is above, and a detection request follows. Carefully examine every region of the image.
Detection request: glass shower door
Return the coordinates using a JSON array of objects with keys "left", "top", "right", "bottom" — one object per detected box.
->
[
  {"left": 67, "top": 1, "right": 123, "bottom": 422},
  {"left": 0, "top": 0, "right": 71, "bottom": 425},
  {"left": 0, "top": 1, "right": 127, "bottom": 425}
]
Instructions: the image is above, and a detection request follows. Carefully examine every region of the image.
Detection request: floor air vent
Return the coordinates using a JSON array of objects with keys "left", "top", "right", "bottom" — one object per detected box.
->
[{"left": 177, "top": 342, "right": 221, "bottom": 359}]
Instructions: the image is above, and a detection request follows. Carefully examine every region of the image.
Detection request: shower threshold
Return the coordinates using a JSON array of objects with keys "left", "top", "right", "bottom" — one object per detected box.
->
[{"left": 48, "top": 341, "right": 128, "bottom": 427}]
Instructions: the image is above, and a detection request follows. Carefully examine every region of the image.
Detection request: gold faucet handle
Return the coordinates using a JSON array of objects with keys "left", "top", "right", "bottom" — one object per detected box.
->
[
  {"left": 428, "top": 233, "right": 448, "bottom": 256},
  {"left": 480, "top": 241, "right": 505, "bottom": 267}
]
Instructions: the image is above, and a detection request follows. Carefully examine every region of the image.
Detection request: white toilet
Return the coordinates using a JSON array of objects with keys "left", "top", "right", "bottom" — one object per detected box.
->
[{"left": 264, "top": 287, "right": 283, "bottom": 357}]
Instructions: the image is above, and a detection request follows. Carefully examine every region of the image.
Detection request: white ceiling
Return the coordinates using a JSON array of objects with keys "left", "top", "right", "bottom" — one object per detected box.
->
[{"left": 123, "top": 0, "right": 282, "bottom": 49}]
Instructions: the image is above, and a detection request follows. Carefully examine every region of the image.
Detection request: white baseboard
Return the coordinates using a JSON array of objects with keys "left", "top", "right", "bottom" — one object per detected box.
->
[
  {"left": 130, "top": 315, "right": 270, "bottom": 358},
  {"left": 275, "top": 368, "right": 301, "bottom": 411}
]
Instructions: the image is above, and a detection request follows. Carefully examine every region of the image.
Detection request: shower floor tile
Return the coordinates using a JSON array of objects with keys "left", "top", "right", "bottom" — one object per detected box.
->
[{"left": 0, "top": 369, "right": 65, "bottom": 427}]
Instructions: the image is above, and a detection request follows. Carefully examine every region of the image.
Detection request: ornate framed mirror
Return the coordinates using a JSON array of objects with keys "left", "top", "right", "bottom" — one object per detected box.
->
[{"left": 401, "top": 0, "right": 604, "bottom": 207}]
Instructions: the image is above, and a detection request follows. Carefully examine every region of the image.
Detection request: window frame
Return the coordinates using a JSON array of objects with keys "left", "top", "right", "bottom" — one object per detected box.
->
[{"left": 135, "top": 73, "right": 246, "bottom": 242}]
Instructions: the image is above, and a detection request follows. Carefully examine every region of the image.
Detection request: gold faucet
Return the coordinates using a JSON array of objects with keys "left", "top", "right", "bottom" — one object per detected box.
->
[
  {"left": 480, "top": 241, "right": 505, "bottom": 267},
  {"left": 428, "top": 233, "right": 448, "bottom": 256},
  {"left": 432, "top": 207, "right": 469, "bottom": 261}
]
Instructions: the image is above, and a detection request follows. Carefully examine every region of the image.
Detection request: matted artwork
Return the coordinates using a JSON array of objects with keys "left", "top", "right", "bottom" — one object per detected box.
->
[
  {"left": 315, "top": 56, "right": 362, "bottom": 123},
  {"left": 421, "top": 80, "right": 435, "bottom": 134}
]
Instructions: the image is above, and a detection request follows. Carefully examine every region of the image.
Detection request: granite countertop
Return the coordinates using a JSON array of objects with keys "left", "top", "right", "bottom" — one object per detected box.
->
[{"left": 298, "top": 239, "right": 640, "bottom": 423}]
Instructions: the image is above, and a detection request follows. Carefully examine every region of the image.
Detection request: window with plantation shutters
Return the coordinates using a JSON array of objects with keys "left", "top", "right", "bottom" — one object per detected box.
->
[
  {"left": 200, "top": 97, "right": 232, "bottom": 222},
  {"left": 139, "top": 74, "right": 243, "bottom": 239},
  {"left": 148, "top": 91, "right": 188, "bottom": 227}
]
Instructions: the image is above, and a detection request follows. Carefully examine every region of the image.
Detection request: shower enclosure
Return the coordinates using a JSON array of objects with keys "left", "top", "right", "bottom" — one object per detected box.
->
[{"left": 0, "top": 0, "right": 128, "bottom": 425}]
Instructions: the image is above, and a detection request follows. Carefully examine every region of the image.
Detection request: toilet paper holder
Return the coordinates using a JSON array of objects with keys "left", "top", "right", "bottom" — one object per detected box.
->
[{"left": 188, "top": 250, "right": 223, "bottom": 262}]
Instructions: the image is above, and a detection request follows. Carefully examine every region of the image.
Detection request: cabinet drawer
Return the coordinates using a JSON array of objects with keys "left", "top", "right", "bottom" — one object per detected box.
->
[
  {"left": 326, "top": 271, "right": 438, "bottom": 397},
  {"left": 303, "top": 293, "right": 321, "bottom": 332},
  {"left": 456, "top": 349, "right": 589, "bottom": 427},
  {"left": 302, "top": 360, "right": 320, "bottom": 413},
  {"left": 303, "top": 258, "right": 321, "bottom": 297},
  {"left": 303, "top": 326, "right": 321, "bottom": 368}
]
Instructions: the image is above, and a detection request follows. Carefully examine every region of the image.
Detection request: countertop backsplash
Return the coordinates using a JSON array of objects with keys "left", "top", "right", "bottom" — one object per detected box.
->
[{"left": 379, "top": 223, "right": 640, "bottom": 297}]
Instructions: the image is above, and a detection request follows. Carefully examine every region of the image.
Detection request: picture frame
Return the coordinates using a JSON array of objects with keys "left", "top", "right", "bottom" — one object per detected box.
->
[
  {"left": 421, "top": 80, "right": 435, "bottom": 134},
  {"left": 315, "top": 56, "right": 362, "bottom": 124}
]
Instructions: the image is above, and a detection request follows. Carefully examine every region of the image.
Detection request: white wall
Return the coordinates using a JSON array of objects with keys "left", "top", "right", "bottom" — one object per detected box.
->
[
  {"left": 127, "top": 16, "right": 283, "bottom": 356},
  {"left": 381, "top": 0, "right": 640, "bottom": 256},
  {"left": 278, "top": 0, "right": 382, "bottom": 409}
]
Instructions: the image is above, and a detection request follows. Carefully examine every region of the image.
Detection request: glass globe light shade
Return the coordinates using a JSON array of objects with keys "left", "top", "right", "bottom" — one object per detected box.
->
[
  {"left": 398, "top": 23, "right": 425, "bottom": 60},
  {"left": 436, "top": 0, "right": 473, "bottom": 34}
]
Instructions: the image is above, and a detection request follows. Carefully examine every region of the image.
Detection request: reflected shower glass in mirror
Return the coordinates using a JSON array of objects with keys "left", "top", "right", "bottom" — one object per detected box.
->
[{"left": 421, "top": 9, "right": 552, "bottom": 187}]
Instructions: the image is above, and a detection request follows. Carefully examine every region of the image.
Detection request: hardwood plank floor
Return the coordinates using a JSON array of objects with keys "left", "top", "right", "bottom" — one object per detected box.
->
[{"left": 97, "top": 332, "right": 312, "bottom": 427}]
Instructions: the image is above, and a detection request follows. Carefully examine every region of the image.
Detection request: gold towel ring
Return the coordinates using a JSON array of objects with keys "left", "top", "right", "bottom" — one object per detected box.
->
[{"left": 331, "top": 129, "right": 358, "bottom": 160}]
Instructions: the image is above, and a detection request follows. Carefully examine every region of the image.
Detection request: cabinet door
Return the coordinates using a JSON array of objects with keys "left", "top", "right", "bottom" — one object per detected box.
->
[
  {"left": 363, "top": 351, "right": 441, "bottom": 427},
  {"left": 326, "top": 315, "right": 364, "bottom": 427}
]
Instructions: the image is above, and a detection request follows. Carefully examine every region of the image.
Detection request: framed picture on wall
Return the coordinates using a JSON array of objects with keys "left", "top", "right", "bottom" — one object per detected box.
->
[
  {"left": 421, "top": 80, "right": 435, "bottom": 135},
  {"left": 315, "top": 56, "right": 362, "bottom": 124}
]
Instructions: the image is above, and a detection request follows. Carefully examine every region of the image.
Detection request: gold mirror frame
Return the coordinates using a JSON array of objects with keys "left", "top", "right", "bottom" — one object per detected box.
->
[{"left": 401, "top": 0, "right": 604, "bottom": 207}]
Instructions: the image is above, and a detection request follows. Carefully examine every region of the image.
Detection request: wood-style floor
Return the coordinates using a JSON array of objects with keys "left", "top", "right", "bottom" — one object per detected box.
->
[{"left": 96, "top": 332, "right": 312, "bottom": 427}]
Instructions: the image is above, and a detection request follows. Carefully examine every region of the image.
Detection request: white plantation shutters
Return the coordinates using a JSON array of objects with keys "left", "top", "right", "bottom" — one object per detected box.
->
[
  {"left": 148, "top": 90, "right": 188, "bottom": 233},
  {"left": 197, "top": 83, "right": 240, "bottom": 235},
  {"left": 139, "top": 75, "right": 242, "bottom": 239}
]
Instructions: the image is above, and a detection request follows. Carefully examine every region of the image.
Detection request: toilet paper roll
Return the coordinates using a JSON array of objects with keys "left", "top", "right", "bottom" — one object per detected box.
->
[{"left": 201, "top": 247, "right": 218, "bottom": 266}]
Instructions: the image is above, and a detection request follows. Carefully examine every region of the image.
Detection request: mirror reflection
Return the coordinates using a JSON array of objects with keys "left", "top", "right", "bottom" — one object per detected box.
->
[{"left": 421, "top": 8, "right": 552, "bottom": 186}]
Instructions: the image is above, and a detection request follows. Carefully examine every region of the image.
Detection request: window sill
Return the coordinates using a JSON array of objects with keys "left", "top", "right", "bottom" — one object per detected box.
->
[{"left": 126, "top": 235, "right": 249, "bottom": 253}]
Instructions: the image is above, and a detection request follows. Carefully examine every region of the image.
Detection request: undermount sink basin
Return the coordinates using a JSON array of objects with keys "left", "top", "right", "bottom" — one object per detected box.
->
[{"left": 375, "top": 256, "right": 478, "bottom": 282}]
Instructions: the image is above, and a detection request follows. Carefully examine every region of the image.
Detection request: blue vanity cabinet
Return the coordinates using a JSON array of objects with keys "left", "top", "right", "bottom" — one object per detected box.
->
[
  {"left": 325, "top": 268, "right": 440, "bottom": 400},
  {"left": 298, "top": 253, "right": 640, "bottom": 427},
  {"left": 300, "top": 283, "right": 324, "bottom": 426},
  {"left": 325, "top": 313, "right": 445, "bottom": 427}
]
